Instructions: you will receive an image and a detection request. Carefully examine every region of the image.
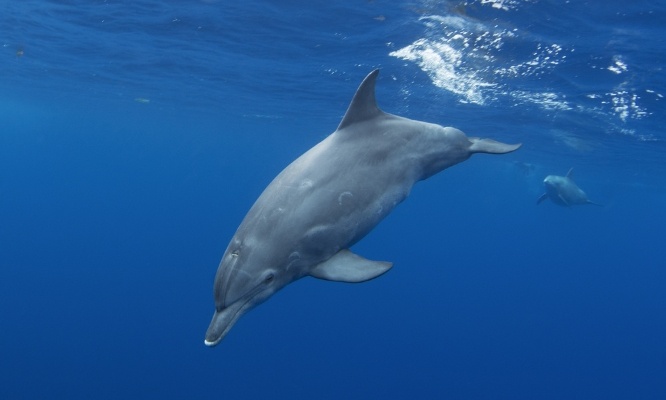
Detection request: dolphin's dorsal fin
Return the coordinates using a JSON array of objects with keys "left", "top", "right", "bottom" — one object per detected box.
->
[
  {"left": 336, "top": 69, "right": 383, "bottom": 131},
  {"left": 566, "top": 167, "right": 574, "bottom": 179}
]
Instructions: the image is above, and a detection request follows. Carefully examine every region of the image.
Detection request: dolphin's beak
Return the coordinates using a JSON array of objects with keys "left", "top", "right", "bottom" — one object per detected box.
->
[
  {"left": 205, "top": 281, "right": 272, "bottom": 346},
  {"left": 204, "top": 300, "right": 246, "bottom": 347},
  {"left": 204, "top": 313, "right": 225, "bottom": 347}
]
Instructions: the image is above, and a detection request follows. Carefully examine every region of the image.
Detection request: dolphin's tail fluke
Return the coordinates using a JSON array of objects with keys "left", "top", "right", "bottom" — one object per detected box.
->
[{"left": 469, "top": 138, "right": 521, "bottom": 154}]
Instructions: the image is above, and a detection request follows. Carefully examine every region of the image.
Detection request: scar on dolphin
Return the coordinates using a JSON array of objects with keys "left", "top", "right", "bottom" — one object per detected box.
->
[{"left": 204, "top": 69, "right": 521, "bottom": 346}]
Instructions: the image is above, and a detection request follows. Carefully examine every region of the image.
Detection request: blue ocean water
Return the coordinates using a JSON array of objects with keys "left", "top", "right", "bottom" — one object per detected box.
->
[{"left": 1, "top": 0, "right": 665, "bottom": 398}]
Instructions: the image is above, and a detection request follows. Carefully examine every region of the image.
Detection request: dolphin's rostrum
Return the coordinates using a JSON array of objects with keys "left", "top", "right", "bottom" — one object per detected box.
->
[{"left": 205, "top": 70, "right": 521, "bottom": 346}]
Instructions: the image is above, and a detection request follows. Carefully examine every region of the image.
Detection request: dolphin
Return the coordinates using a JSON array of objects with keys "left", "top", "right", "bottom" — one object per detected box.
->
[
  {"left": 537, "top": 168, "right": 601, "bottom": 207},
  {"left": 204, "top": 69, "right": 521, "bottom": 346}
]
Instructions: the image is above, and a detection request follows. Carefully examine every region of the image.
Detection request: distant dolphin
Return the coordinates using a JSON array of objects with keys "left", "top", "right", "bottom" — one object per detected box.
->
[
  {"left": 204, "top": 70, "right": 521, "bottom": 346},
  {"left": 537, "top": 168, "right": 601, "bottom": 207}
]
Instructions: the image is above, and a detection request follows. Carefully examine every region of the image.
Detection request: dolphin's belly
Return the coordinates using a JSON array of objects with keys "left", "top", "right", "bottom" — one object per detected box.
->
[{"left": 561, "top": 186, "right": 587, "bottom": 203}]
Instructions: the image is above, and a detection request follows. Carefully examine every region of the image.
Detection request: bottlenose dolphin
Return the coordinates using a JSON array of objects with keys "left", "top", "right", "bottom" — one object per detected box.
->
[
  {"left": 537, "top": 168, "right": 601, "bottom": 207},
  {"left": 204, "top": 69, "right": 521, "bottom": 346}
]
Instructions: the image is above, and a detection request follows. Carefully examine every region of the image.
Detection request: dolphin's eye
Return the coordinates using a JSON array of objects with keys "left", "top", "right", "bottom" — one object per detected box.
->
[{"left": 264, "top": 273, "right": 274, "bottom": 283}]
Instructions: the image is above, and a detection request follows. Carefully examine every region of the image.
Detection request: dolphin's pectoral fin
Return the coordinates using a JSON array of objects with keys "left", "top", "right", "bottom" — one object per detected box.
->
[
  {"left": 310, "top": 249, "right": 393, "bottom": 283},
  {"left": 586, "top": 200, "right": 603, "bottom": 206},
  {"left": 468, "top": 138, "right": 522, "bottom": 154},
  {"left": 566, "top": 167, "right": 574, "bottom": 179},
  {"left": 536, "top": 193, "right": 548, "bottom": 205}
]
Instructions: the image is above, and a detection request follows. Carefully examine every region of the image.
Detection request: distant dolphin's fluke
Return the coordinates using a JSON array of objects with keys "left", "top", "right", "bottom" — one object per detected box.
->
[{"left": 205, "top": 69, "right": 521, "bottom": 346}]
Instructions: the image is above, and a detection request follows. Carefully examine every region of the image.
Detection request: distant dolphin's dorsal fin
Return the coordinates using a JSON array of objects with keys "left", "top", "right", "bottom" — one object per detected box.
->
[
  {"left": 336, "top": 69, "right": 384, "bottom": 131},
  {"left": 566, "top": 167, "right": 574, "bottom": 179}
]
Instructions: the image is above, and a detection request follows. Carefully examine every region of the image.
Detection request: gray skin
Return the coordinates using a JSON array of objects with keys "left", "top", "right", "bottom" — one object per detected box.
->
[
  {"left": 537, "top": 168, "right": 601, "bottom": 207},
  {"left": 204, "top": 69, "right": 521, "bottom": 346}
]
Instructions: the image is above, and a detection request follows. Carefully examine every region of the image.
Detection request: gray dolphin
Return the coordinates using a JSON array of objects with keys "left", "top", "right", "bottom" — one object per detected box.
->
[
  {"left": 204, "top": 69, "right": 521, "bottom": 346},
  {"left": 537, "top": 168, "right": 601, "bottom": 207}
]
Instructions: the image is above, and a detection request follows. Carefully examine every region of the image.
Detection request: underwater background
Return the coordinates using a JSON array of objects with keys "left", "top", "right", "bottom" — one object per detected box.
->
[{"left": 1, "top": 1, "right": 665, "bottom": 398}]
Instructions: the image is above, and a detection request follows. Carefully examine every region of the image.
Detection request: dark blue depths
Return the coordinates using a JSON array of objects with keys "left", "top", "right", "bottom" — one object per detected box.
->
[{"left": 1, "top": 1, "right": 665, "bottom": 399}]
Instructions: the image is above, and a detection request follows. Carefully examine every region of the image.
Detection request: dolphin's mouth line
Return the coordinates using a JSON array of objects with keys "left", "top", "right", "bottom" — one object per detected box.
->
[{"left": 222, "top": 279, "right": 268, "bottom": 312}]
